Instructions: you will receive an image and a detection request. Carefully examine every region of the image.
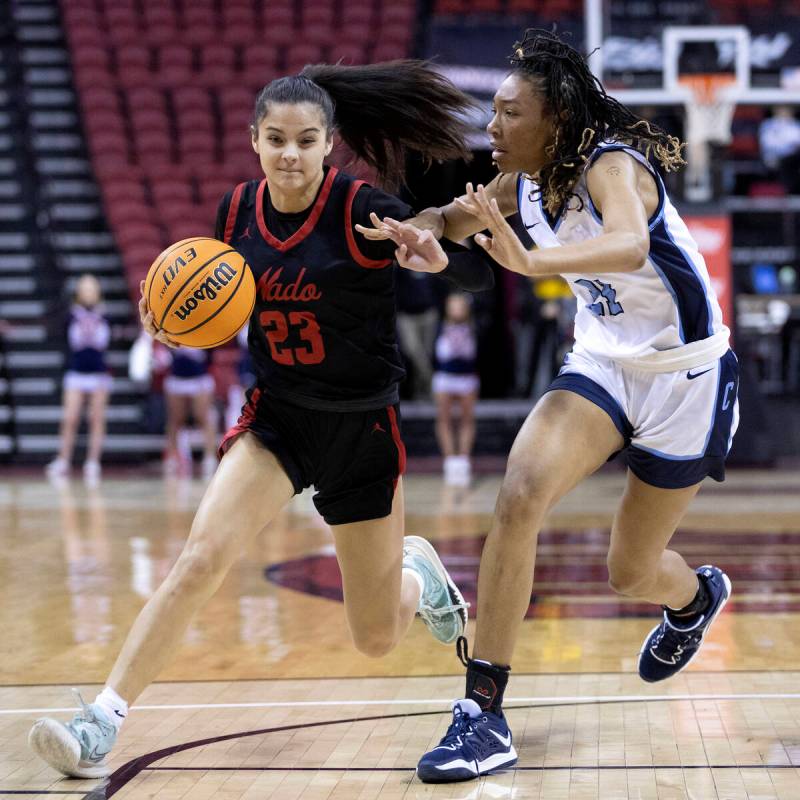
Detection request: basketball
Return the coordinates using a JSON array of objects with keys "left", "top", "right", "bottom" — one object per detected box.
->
[{"left": 144, "top": 237, "right": 256, "bottom": 349}]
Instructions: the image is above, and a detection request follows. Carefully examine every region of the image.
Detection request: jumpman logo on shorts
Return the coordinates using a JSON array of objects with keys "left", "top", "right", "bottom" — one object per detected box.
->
[{"left": 239, "top": 225, "right": 252, "bottom": 240}]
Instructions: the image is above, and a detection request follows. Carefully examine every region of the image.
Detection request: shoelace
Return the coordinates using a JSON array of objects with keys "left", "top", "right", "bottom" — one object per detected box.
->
[
  {"left": 419, "top": 599, "right": 469, "bottom": 620},
  {"left": 68, "top": 689, "right": 115, "bottom": 737},
  {"left": 439, "top": 709, "right": 477, "bottom": 746},
  {"left": 653, "top": 623, "right": 703, "bottom": 656}
]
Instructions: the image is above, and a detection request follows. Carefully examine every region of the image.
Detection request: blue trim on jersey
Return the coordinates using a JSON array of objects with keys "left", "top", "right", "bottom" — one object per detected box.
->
[
  {"left": 547, "top": 371, "right": 633, "bottom": 443},
  {"left": 648, "top": 216, "right": 713, "bottom": 344}
]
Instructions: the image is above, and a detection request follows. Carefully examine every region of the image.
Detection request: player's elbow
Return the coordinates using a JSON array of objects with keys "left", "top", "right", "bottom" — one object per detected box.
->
[{"left": 622, "top": 232, "right": 649, "bottom": 271}]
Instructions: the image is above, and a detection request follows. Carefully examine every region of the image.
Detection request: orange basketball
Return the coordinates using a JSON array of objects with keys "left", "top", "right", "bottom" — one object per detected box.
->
[{"left": 144, "top": 237, "right": 256, "bottom": 349}]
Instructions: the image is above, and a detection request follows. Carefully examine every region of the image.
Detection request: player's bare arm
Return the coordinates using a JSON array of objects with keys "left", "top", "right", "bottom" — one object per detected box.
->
[
  {"left": 462, "top": 155, "right": 652, "bottom": 277},
  {"left": 355, "top": 172, "right": 518, "bottom": 243}
]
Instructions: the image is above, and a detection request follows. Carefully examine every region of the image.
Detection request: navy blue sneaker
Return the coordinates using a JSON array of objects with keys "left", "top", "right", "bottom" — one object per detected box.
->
[
  {"left": 638, "top": 565, "right": 731, "bottom": 683},
  {"left": 416, "top": 699, "right": 517, "bottom": 783}
]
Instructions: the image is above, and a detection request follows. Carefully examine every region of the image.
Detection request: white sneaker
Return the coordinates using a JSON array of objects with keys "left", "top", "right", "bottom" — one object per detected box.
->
[
  {"left": 446, "top": 455, "right": 471, "bottom": 486},
  {"left": 83, "top": 460, "right": 101, "bottom": 484},
  {"left": 45, "top": 457, "right": 69, "bottom": 479}
]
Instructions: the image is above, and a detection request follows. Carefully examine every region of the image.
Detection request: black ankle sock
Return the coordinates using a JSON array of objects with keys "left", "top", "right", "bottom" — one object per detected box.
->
[
  {"left": 665, "top": 574, "right": 711, "bottom": 619},
  {"left": 457, "top": 637, "right": 510, "bottom": 715}
]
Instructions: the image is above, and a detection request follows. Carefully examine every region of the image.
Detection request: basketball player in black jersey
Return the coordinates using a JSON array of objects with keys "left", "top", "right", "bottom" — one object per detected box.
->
[{"left": 28, "top": 62, "right": 497, "bottom": 780}]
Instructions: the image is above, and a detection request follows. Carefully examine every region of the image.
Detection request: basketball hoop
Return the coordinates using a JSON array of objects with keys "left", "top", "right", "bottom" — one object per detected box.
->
[
  {"left": 679, "top": 73, "right": 737, "bottom": 146},
  {"left": 679, "top": 74, "right": 738, "bottom": 202}
]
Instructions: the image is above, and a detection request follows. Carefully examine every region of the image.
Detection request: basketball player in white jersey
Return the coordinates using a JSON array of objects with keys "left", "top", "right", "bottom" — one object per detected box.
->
[{"left": 360, "top": 28, "right": 739, "bottom": 782}]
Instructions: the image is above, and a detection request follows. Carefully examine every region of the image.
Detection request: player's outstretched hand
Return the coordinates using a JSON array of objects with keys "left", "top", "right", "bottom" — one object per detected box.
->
[
  {"left": 354, "top": 212, "right": 394, "bottom": 241},
  {"left": 376, "top": 217, "right": 449, "bottom": 273},
  {"left": 455, "top": 183, "right": 532, "bottom": 276},
  {"left": 138, "top": 280, "right": 179, "bottom": 349}
]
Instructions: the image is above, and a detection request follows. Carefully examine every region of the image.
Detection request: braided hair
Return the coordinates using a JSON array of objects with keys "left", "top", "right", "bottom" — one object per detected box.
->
[{"left": 509, "top": 29, "right": 685, "bottom": 214}]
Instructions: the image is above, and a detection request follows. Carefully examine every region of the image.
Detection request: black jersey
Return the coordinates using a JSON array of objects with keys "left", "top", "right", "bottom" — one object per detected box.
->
[{"left": 217, "top": 167, "right": 408, "bottom": 411}]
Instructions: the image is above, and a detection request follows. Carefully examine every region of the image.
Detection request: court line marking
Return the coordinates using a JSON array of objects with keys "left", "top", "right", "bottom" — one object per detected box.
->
[
  {"left": 79, "top": 698, "right": 800, "bottom": 800},
  {"left": 7, "top": 692, "right": 800, "bottom": 716}
]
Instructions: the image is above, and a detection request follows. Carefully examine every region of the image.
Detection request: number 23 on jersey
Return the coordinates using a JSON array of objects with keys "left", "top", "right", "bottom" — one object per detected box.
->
[{"left": 259, "top": 310, "right": 326, "bottom": 366}]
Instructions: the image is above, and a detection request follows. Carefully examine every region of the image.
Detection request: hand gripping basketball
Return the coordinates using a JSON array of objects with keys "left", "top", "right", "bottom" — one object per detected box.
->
[{"left": 143, "top": 238, "right": 256, "bottom": 349}]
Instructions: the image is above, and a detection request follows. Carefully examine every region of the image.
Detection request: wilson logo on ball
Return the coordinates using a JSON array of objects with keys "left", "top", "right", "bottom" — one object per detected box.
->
[{"left": 173, "top": 262, "right": 239, "bottom": 322}]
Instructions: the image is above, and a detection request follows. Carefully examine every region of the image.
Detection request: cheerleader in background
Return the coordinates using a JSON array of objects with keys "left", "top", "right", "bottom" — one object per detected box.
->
[
  {"left": 163, "top": 346, "right": 218, "bottom": 478},
  {"left": 46, "top": 275, "right": 111, "bottom": 483},
  {"left": 433, "top": 292, "right": 480, "bottom": 486}
]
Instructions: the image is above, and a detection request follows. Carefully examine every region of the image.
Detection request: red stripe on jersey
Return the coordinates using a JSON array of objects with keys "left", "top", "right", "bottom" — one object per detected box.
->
[
  {"left": 255, "top": 167, "right": 338, "bottom": 253},
  {"left": 386, "top": 405, "right": 406, "bottom": 490},
  {"left": 224, "top": 182, "right": 246, "bottom": 244},
  {"left": 345, "top": 181, "right": 392, "bottom": 269}
]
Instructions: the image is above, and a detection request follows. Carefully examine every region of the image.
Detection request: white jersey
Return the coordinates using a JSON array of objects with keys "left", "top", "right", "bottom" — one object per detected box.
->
[{"left": 517, "top": 143, "right": 730, "bottom": 372}]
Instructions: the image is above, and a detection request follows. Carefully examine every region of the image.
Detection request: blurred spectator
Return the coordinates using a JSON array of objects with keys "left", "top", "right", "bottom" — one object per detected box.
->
[
  {"left": 433, "top": 293, "right": 479, "bottom": 486},
  {"left": 395, "top": 268, "right": 439, "bottom": 399},
  {"left": 225, "top": 326, "right": 255, "bottom": 431},
  {"left": 46, "top": 275, "right": 111, "bottom": 484},
  {"left": 163, "top": 347, "right": 218, "bottom": 478},
  {"left": 759, "top": 106, "right": 800, "bottom": 193},
  {"left": 512, "top": 275, "right": 573, "bottom": 399}
]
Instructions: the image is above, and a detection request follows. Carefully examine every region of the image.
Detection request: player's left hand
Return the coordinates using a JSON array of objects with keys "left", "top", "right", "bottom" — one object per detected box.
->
[
  {"left": 360, "top": 215, "right": 449, "bottom": 273},
  {"left": 455, "top": 183, "right": 532, "bottom": 275}
]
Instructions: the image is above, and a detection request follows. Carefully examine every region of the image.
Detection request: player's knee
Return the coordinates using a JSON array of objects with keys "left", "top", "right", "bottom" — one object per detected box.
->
[
  {"left": 496, "top": 466, "right": 553, "bottom": 528},
  {"left": 350, "top": 625, "right": 396, "bottom": 658},
  {"left": 607, "top": 557, "right": 653, "bottom": 597},
  {"left": 171, "top": 544, "right": 227, "bottom": 593}
]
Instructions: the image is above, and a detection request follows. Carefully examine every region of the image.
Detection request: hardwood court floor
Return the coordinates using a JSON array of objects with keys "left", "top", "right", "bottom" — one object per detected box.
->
[{"left": 1, "top": 466, "right": 799, "bottom": 799}]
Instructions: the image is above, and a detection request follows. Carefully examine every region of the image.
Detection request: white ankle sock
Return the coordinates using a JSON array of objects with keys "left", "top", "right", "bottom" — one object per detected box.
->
[
  {"left": 403, "top": 567, "right": 425, "bottom": 608},
  {"left": 94, "top": 686, "right": 129, "bottom": 731}
]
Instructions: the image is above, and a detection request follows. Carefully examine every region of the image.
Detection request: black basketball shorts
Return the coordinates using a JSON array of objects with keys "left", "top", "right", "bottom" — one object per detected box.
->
[{"left": 219, "top": 387, "right": 406, "bottom": 526}]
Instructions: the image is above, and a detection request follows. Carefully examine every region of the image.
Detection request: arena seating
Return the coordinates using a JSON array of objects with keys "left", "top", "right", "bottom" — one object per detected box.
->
[
  {"left": 433, "top": 0, "right": 581, "bottom": 18},
  {"left": 62, "top": 0, "right": 415, "bottom": 296}
]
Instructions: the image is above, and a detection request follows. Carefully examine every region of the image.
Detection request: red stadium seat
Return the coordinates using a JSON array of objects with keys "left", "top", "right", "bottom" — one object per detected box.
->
[
  {"left": 130, "top": 102, "right": 169, "bottom": 124},
  {"left": 80, "top": 87, "right": 121, "bottom": 112},
  {"left": 219, "top": 86, "right": 255, "bottom": 113},
  {"left": 340, "top": 22, "right": 372, "bottom": 46},
  {"left": 156, "top": 45, "right": 192, "bottom": 86},
  {"left": 117, "top": 65, "right": 153, "bottom": 89},
  {"left": 151, "top": 181, "right": 193, "bottom": 205},
  {"left": 89, "top": 130, "right": 129, "bottom": 159},
  {"left": 284, "top": 43, "right": 325, "bottom": 74},
  {"left": 198, "top": 43, "right": 237, "bottom": 87},
  {"left": 341, "top": 4, "right": 374, "bottom": 25},
  {"left": 104, "top": 178, "right": 146, "bottom": 200},
  {"left": 133, "top": 130, "right": 173, "bottom": 162},
  {"left": 303, "top": 23, "right": 334, "bottom": 47},
  {"left": 127, "top": 87, "right": 166, "bottom": 113},
  {"left": 329, "top": 43, "right": 367, "bottom": 65},
  {"left": 73, "top": 65, "right": 115, "bottom": 90},
  {"left": 302, "top": 4, "right": 336, "bottom": 27},
  {"left": 199, "top": 178, "right": 234, "bottom": 205},
  {"left": 371, "top": 43, "right": 410, "bottom": 61},
  {"left": 72, "top": 46, "right": 111, "bottom": 71}
]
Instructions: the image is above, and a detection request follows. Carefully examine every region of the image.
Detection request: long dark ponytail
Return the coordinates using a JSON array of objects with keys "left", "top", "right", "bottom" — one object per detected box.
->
[{"left": 253, "top": 61, "right": 478, "bottom": 186}]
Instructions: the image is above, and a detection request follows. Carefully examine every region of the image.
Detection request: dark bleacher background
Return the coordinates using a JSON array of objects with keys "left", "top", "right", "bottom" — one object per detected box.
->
[{"left": 0, "top": 0, "right": 798, "bottom": 465}]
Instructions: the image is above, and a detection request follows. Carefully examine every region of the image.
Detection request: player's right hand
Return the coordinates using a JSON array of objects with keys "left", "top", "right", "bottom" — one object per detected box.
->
[{"left": 139, "top": 280, "right": 179, "bottom": 349}]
